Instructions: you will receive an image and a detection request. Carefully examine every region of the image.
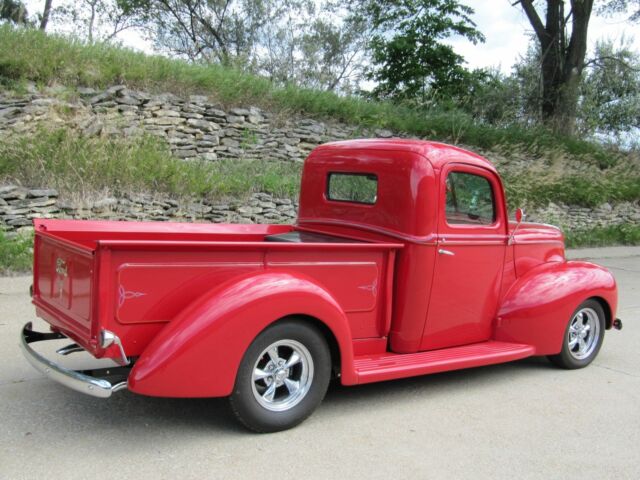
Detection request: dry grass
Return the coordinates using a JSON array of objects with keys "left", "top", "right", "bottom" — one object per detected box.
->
[{"left": 0, "top": 128, "right": 302, "bottom": 201}]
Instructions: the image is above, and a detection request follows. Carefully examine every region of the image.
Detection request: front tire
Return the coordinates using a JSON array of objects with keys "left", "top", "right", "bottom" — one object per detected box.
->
[
  {"left": 229, "top": 320, "right": 331, "bottom": 433},
  {"left": 548, "top": 299, "right": 605, "bottom": 369}
]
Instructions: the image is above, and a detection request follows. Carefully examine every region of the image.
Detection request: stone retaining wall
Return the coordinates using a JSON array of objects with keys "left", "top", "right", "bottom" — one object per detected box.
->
[
  {"left": 0, "top": 185, "right": 297, "bottom": 236},
  {"left": 1, "top": 184, "right": 638, "bottom": 237},
  {"left": 1, "top": 86, "right": 638, "bottom": 236},
  {"left": 0, "top": 85, "right": 387, "bottom": 163}
]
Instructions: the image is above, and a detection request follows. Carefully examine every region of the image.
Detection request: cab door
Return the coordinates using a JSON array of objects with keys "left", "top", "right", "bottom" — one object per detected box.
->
[{"left": 420, "top": 164, "right": 507, "bottom": 351}]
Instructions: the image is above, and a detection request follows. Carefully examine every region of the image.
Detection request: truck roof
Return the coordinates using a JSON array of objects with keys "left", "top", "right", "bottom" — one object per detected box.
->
[
  {"left": 314, "top": 139, "right": 497, "bottom": 172},
  {"left": 299, "top": 139, "right": 502, "bottom": 241}
]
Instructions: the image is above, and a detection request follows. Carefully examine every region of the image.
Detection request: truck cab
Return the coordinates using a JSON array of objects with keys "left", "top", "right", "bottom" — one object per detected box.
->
[
  {"left": 299, "top": 139, "right": 566, "bottom": 354},
  {"left": 21, "top": 139, "right": 620, "bottom": 432}
]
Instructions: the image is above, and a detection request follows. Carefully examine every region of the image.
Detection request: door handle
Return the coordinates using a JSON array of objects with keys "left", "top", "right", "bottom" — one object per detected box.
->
[{"left": 438, "top": 248, "right": 455, "bottom": 256}]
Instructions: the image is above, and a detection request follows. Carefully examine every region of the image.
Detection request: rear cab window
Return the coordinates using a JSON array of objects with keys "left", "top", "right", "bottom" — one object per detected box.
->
[{"left": 327, "top": 173, "right": 378, "bottom": 205}]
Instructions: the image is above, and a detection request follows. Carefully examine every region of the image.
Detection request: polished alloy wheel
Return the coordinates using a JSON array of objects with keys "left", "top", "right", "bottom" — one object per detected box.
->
[
  {"left": 251, "top": 339, "right": 314, "bottom": 412},
  {"left": 567, "top": 307, "right": 601, "bottom": 360}
]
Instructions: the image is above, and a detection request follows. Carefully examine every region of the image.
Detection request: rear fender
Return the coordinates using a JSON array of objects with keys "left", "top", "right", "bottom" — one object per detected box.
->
[
  {"left": 128, "top": 272, "right": 354, "bottom": 397},
  {"left": 494, "top": 261, "right": 617, "bottom": 355}
]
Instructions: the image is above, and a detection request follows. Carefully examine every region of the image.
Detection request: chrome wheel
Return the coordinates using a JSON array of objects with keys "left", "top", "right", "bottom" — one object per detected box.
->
[
  {"left": 231, "top": 320, "right": 331, "bottom": 432},
  {"left": 251, "top": 339, "right": 314, "bottom": 412},
  {"left": 567, "top": 307, "right": 601, "bottom": 360}
]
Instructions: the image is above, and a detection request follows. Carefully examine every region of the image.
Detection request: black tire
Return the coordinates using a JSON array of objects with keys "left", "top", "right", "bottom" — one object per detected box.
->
[
  {"left": 548, "top": 299, "right": 605, "bottom": 369},
  {"left": 229, "top": 319, "right": 331, "bottom": 433}
]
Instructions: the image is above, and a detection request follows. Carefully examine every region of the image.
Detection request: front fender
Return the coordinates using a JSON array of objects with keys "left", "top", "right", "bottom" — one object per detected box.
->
[
  {"left": 494, "top": 261, "right": 617, "bottom": 355},
  {"left": 128, "top": 272, "right": 354, "bottom": 397}
]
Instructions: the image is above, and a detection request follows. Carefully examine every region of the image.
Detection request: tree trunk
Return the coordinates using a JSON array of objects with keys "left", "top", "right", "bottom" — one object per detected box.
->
[
  {"left": 88, "top": 0, "right": 97, "bottom": 43},
  {"left": 520, "top": 0, "right": 594, "bottom": 136},
  {"left": 40, "top": 0, "right": 53, "bottom": 31}
]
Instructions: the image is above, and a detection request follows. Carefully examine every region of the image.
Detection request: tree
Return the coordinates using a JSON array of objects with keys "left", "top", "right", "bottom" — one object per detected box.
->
[
  {"left": 54, "top": 0, "right": 140, "bottom": 43},
  {"left": 298, "top": 15, "right": 369, "bottom": 92},
  {"left": 120, "top": 0, "right": 369, "bottom": 91},
  {"left": 578, "top": 40, "right": 640, "bottom": 138},
  {"left": 516, "top": 0, "right": 596, "bottom": 136},
  {"left": 118, "top": 0, "right": 270, "bottom": 65},
  {"left": 471, "top": 38, "right": 640, "bottom": 139},
  {"left": 259, "top": 2, "right": 368, "bottom": 92},
  {"left": 0, "top": 0, "right": 28, "bottom": 24},
  {"left": 596, "top": 0, "right": 640, "bottom": 22},
  {"left": 516, "top": 1, "right": 640, "bottom": 136},
  {"left": 459, "top": 68, "right": 523, "bottom": 127},
  {"left": 360, "top": 0, "right": 484, "bottom": 105},
  {"left": 40, "top": 0, "right": 53, "bottom": 30}
]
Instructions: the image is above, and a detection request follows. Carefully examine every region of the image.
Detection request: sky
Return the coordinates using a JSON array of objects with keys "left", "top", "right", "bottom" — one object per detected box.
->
[
  {"left": 25, "top": 0, "right": 640, "bottom": 74},
  {"left": 447, "top": 0, "right": 640, "bottom": 73}
]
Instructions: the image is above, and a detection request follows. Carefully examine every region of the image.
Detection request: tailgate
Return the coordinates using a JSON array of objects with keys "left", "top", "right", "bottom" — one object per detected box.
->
[{"left": 33, "top": 232, "right": 96, "bottom": 348}]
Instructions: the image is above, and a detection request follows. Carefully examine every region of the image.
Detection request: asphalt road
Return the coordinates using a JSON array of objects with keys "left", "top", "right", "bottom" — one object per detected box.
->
[{"left": 0, "top": 247, "right": 638, "bottom": 480}]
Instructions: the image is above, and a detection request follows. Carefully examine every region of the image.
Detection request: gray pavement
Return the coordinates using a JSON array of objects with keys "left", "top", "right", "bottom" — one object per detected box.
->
[{"left": 0, "top": 247, "right": 638, "bottom": 480}]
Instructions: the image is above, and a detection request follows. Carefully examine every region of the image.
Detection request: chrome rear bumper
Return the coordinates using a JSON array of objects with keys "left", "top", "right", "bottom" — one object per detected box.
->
[{"left": 20, "top": 322, "right": 128, "bottom": 398}]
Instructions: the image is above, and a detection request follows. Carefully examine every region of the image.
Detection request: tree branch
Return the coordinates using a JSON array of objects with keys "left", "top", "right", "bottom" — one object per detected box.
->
[
  {"left": 584, "top": 55, "right": 640, "bottom": 72},
  {"left": 515, "top": 0, "right": 546, "bottom": 44}
]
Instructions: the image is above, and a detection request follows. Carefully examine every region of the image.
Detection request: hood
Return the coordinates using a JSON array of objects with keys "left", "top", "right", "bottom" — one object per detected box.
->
[
  {"left": 509, "top": 221, "right": 565, "bottom": 278},
  {"left": 509, "top": 221, "right": 564, "bottom": 244}
]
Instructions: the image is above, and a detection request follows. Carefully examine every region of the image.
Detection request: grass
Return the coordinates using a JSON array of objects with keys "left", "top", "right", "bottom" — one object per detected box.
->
[
  {"left": 1, "top": 126, "right": 637, "bottom": 210},
  {"left": 0, "top": 25, "right": 627, "bottom": 165},
  {"left": 2, "top": 127, "right": 637, "bottom": 208},
  {"left": 503, "top": 170, "right": 640, "bottom": 209},
  {"left": 0, "top": 128, "right": 301, "bottom": 201},
  {"left": 0, "top": 231, "right": 33, "bottom": 274},
  {"left": 564, "top": 224, "right": 640, "bottom": 248}
]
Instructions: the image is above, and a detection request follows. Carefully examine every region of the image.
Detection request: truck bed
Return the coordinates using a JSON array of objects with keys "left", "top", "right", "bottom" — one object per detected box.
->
[{"left": 33, "top": 219, "right": 400, "bottom": 360}]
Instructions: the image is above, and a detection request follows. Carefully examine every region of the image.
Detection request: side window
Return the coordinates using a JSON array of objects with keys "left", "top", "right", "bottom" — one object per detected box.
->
[
  {"left": 327, "top": 173, "right": 377, "bottom": 204},
  {"left": 445, "top": 171, "right": 496, "bottom": 225}
]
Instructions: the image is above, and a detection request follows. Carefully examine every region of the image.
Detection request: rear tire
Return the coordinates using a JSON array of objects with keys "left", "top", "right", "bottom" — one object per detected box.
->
[
  {"left": 548, "top": 299, "right": 605, "bottom": 369},
  {"left": 229, "top": 320, "right": 331, "bottom": 433}
]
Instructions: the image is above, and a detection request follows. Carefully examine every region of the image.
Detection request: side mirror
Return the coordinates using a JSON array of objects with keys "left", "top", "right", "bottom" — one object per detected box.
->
[{"left": 509, "top": 208, "right": 526, "bottom": 245}]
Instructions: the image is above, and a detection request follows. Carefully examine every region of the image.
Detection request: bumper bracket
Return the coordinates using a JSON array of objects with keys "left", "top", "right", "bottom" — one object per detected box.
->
[{"left": 20, "top": 322, "right": 129, "bottom": 398}]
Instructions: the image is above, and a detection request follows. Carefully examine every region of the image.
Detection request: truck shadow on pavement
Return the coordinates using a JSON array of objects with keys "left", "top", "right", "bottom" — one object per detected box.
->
[
  {"left": 323, "top": 356, "right": 552, "bottom": 408},
  {"left": 23, "top": 356, "right": 553, "bottom": 436}
]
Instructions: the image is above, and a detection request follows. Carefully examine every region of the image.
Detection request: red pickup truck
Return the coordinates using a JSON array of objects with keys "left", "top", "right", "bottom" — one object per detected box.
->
[{"left": 21, "top": 139, "right": 621, "bottom": 432}]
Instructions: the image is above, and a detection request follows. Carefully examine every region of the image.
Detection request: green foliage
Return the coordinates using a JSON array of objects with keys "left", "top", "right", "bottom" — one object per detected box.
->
[
  {"left": 565, "top": 224, "right": 640, "bottom": 248},
  {"left": 115, "top": 1, "right": 367, "bottom": 92},
  {"left": 459, "top": 39, "right": 640, "bottom": 144},
  {"left": 0, "top": 0, "right": 29, "bottom": 25},
  {"left": 460, "top": 46, "right": 542, "bottom": 129},
  {"left": 596, "top": 0, "right": 640, "bottom": 23},
  {"left": 327, "top": 173, "right": 378, "bottom": 204},
  {"left": 0, "top": 25, "right": 624, "bottom": 163},
  {"left": 445, "top": 172, "right": 495, "bottom": 224},
  {"left": 0, "top": 125, "right": 635, "bottom": 212},
  {"left": 53, "top": 0, "right": 140, "bottom": 43},
  {"left": 0, "top": 231, "right": 33, "bottom": 274},
  {"left": 503, "top": 167, "right": 640, "bottom": 210},
  {"left": 362, "top": 0, "right": 484, "bottom": 103},
  {"left": 578, "top": 40, "right": 640, "bottom": 139},
  {"left": 0, "top": 128, "right": 301, "bottom": 200}
]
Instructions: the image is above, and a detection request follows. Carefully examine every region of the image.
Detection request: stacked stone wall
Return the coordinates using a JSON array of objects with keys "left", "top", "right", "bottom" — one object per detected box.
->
[{"left": 1, "top": 86, "right": 638, "bottom": 236}]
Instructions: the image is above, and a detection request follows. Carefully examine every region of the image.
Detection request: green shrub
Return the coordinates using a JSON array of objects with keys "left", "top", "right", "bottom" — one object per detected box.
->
[
  {"left": 0, "top": 231, "right": 33, "bottom": 274},
  {"left": 565, "top": 224, "right": 640, "bottom": 248}
]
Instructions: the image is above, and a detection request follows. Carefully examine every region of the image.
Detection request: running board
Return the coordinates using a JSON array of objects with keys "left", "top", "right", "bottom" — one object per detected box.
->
[{"left": 354, "top": 341, "right": 535, "bottom": 384}]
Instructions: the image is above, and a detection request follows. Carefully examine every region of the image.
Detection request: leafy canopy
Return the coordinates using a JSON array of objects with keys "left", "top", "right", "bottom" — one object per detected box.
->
[{"left": 363, "top": 0, "right": 484, "bottom": 104}]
